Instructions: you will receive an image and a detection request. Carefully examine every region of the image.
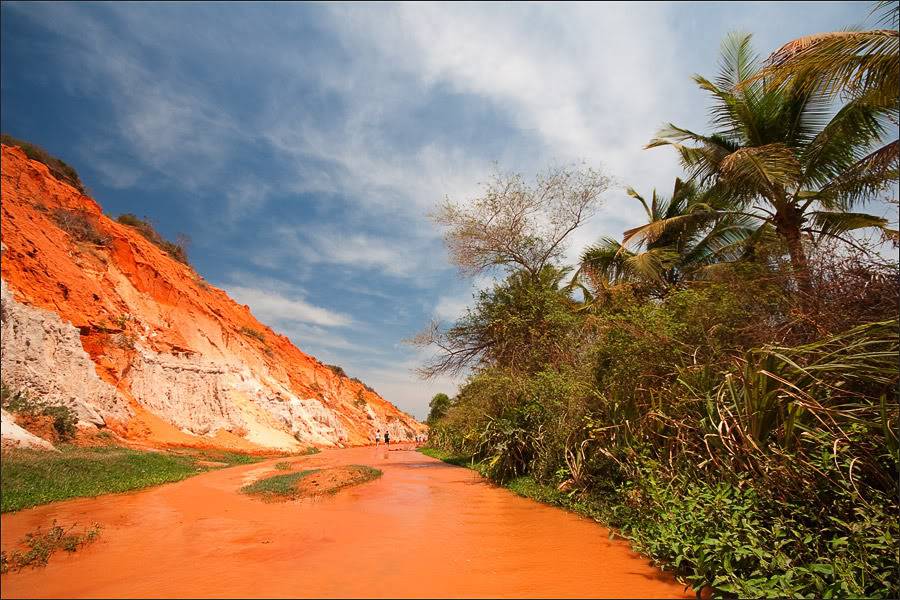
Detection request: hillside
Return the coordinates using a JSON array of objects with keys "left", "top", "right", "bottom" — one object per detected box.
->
[{"left": 0, "top": 143, "right": 423, "bottom": 452}]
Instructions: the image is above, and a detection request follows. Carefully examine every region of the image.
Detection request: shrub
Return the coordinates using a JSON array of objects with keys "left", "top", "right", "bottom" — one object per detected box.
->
[
  {"left": 1, "top": 134, "right": 86, "bottom": 193},
  {"left": 0, "top": 383, "right": 78, "bottom": 441},
  {"left": 325, "top": 364, "right": 347, "bottom": 378},
  {"left": 239, "top": 326, "right": 266, "bottom": 342},
  {"left": 52, "top": 208, "right": 110, "bottom": 246},
  {"left": 115, "top": 213, "right": 190, "bottom": 265},
  {"left": 42, "top": 405, "right": 78, "bottom": 440},
  {"left": 425, "top": 255, "right": 899, "bottom": 597}
]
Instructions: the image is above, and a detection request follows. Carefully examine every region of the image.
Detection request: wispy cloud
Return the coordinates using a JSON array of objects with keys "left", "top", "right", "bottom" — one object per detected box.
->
[
  {"left": 3, "top": 0, "right": 874, "bottom": 420},
  {"left": 224, "top": 284, "right": 352, "bottom": 329}
]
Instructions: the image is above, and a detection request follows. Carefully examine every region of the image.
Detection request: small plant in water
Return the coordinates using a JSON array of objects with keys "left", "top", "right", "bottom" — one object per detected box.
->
[{"left": 0, "top": 521, "right": 102, "bottom": 574}]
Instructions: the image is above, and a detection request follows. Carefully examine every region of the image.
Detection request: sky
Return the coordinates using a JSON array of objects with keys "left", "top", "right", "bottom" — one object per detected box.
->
[{"left": 0, "top": 1, "right": 883, "bottom": 420}]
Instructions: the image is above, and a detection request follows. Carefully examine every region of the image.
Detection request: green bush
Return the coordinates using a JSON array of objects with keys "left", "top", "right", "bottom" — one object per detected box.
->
[
  {"left": 0, "top": 383, "right": 78, "bottom": 441},
  {"left": 426, "top": 258, "right": 899, "bottom": 597},
  {"left": 0, "top": 521, "right": 101, "bottom": 574},
  {"left": 325, "top": 363, "right": 347, "bottom": 378}
]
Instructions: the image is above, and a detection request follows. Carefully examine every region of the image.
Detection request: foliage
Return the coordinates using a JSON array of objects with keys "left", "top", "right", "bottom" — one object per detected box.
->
[
  {"left": 646, "top": 33, "right": 897, "bottom": 283},
  {"left": 433, "top": 164, "right": 611, "bottom": 279},
  {"left": 242, "top": 469, "right": 319, "bottom": 499},
  {"left": 323, "top": 363, "right": 376, "bottom": 393},
  {"left": 325, "top": 363, "right": 347, "bottom": 378},
  {"left": 580, "top": 178, "right": 757, "bottom": 297},
  {"left": 426, "top": 393, "right": 452, "bottom": 424},
  {"left": 750, "top": 1, "right": 898, "bottom": 110},
  {"left": 423, "top": 218, "right": 898, "bottom": 598},
  {"left": 1, "top": 133, "right": 86, "bottom": 193},
  {"left": 0, "top": 521, "right": 102, "bottom": 574},
  {"left": 241, "top": 465, "right": 382, "bottom": 501},
  {"left": 1, "top": 383, "right": 78, "bottom": 441},
  {"left": 239, "top": 326, "right": 266, "bottom": 342},
  {"left": 413, "top": 266, "right": 585, "bottom": 377},
  {"left": 0, "top": 445, "right": 265, "bottom": 512},
  {"left": 116, "top": 213, "right": 191, "bottom": 265},
  {"left": 52, "top": 208, "right": 111, "bottom": 247}
]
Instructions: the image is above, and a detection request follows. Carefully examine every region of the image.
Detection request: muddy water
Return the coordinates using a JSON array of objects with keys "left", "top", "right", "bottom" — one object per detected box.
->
[{"left": 1, "top": 446, "right": 690, "bottom": 598}]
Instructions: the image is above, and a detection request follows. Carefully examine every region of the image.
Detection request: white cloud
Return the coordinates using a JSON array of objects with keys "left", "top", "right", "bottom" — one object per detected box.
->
[
  {"left": 224, "top": 284, "right": 352, "bottom": 328},
  {"left": 260, "top": 224, "right": 448, "bottom": 281},
  {"left": 8, "top": 1, "right": 875, "bottom": 421}
]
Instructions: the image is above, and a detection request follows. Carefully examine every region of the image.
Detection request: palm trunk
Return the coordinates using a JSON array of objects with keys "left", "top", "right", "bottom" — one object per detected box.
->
[{"left": 774, "top": 206, "right": 813, "bottom": 295}]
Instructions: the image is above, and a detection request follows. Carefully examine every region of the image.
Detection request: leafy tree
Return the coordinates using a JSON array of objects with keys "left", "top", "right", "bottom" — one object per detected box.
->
[
  {"left": 412, "top": 266, "right": 582, "bottom": 378},
  {"left": 647, "top": 33, "right": 896, "bottom": 289},
  {"left": 579, "top": 178, "right": 758, "bottom": 298},
  {"left": 426, "top": 393, "right": 452, "bottom": 424}
]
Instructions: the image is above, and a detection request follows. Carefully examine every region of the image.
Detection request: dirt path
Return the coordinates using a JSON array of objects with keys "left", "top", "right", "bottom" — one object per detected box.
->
[{"left": 0, "top": 446, "right": 690, "bottom": 598}]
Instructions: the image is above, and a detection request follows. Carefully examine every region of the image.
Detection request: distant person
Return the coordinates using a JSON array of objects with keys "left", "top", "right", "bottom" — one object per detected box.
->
[
  {"left": 374, "top": 430, "right": 380, "bottom": 447},
  {"left": 384, "top": 431, "right": 390, "bottom": 446}
]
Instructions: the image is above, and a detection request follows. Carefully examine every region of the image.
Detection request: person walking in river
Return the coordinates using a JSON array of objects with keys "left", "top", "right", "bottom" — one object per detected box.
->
[
  {"left": 384, "top": 430, "right": 390, "bottom": 447},
  {"left": 374, "top": 430, "right": 380, "bottom": 447}
]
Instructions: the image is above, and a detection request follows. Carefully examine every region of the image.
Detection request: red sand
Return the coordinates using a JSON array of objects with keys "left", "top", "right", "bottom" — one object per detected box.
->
[{"left": 0, "top": 446, "right": 690, "bottom": 598}]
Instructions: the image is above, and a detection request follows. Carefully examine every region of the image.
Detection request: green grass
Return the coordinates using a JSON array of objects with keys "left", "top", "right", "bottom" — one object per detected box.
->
[
  {"left": 173, "top": 448, "right": 268, "bottom": 465},
  {"left": 0, "top": 445, "right": 265, "bottom": 513},
  {"left": 241, "top": 469, "right": 320, "bottom": 500},
  {"left": 241, "top": 465, "right": 382, "bottom": 501},
  {"left": 345, "top": 465, "right": 382, "bottom": 486}
]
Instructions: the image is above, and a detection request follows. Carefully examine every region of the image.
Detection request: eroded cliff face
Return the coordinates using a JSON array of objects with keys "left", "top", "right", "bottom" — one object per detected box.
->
[{"left": 0, "top": 144, "right": 423, "bottom": 451}]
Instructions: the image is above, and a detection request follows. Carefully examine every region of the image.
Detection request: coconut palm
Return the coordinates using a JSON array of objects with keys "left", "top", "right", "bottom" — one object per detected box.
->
[
  {"left": 647, "top": 33, "right": 896, "bottom": 290},
  {"left": 753, "top": 1, "right": 898, "bottom": 108},
  {"left": 579, "top": 178, "right": 757, "bottom": 297},
  {"left": 748, "top": 1, "right": 899, "bottom": 201}
]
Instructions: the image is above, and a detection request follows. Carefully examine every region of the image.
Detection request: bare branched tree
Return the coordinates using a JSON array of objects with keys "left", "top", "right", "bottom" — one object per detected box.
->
[
  {"left": 410, "top": 164, "right": 610, "bottom": 379},
  {"left": 433, "top": 164, "right": 611, "bottom": 280}
]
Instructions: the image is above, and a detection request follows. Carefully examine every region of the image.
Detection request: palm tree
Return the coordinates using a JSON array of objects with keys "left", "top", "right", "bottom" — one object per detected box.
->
[
  {"left": 647, "top": 33, "right": 896, "bottom": 291},
  {"left": 579, "top": 178, "right": 757, "bottom": 297},
  {"left": 748, "top": 1, "right": 899, "bottom": 201},
  {"left": 753, "top": 1, "right": 897, "bottom": 108}
]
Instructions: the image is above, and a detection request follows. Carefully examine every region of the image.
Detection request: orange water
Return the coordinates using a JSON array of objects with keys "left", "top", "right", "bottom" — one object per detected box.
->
[{"left": 0, "top": 446, "right": 690, "bottom": 598}]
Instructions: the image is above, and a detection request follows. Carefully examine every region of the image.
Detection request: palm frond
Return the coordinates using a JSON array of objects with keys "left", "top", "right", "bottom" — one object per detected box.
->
[
  {"left": 753, "top": 29, "right": 899, "bottom": 103},
  {"left": 815, "top": 140, "right": 899, "bottom": 209},
  {"left": 719, "top": 143, "right": 802, "bottom": 193},
  {"left": 806, "top": 210, "right": 890, "bottom": 239},
  {"left": 801, "top": 93, "right": 890, "bottom": 188}
]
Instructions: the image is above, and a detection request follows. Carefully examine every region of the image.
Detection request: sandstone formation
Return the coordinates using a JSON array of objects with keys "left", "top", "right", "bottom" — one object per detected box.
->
[
  {"left": 0, "top": 143, "right": 423, "bottom": 451},
  {"left": 1, "top": 409, "right": 56, "bottom": 451}
]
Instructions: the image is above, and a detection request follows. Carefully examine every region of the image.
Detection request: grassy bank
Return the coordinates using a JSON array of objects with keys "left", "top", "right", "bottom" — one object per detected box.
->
[
  {"left": 1, "top": 445, "right": 266, "bottom": 512},
  {"left": 241, "top": 465, "right": 382, "bottom": 501}
]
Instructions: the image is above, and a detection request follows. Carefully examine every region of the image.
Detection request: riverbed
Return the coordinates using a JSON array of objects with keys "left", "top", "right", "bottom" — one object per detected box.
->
[{"left": 0, "top": 445, "right": 689, "bottom": 598}]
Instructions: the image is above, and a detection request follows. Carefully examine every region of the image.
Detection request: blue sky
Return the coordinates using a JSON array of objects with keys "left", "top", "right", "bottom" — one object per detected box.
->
[{"left": 1, "top": 2, "right": 880, "bottom": 419}]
